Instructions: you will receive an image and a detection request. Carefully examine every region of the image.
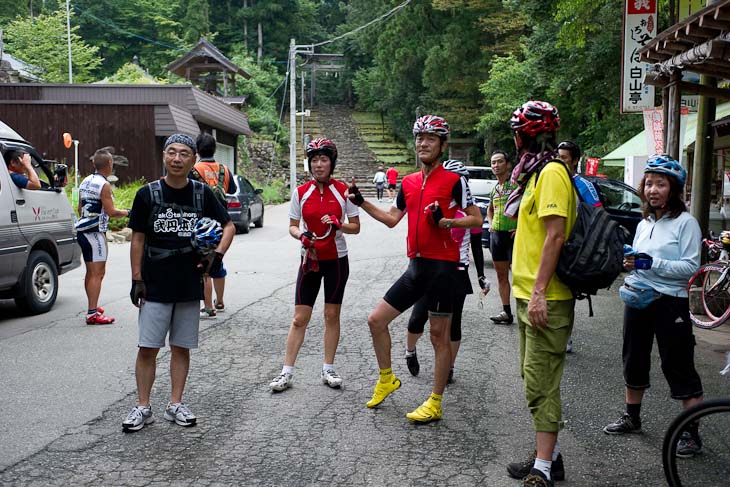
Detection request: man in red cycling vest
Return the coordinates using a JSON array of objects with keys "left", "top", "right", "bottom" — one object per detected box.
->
[{"left": 348, "top": 115, "right": 482, "bottom": 423}]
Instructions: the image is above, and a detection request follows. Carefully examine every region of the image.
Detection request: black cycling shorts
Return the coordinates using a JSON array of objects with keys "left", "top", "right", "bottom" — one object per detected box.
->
[
  {"left": 384, "top": 258, "right": 459, "bottom": 315},
  {"left": 489, "top": 230, "right": 514, "bottom": 262},
  {"left": 622, "top": 295, "right": 703, "bottom": 400},
  {"left": 407, "top": 269, "right": 472, "bottom": 341},
  {"left": 295, "top": 256, "right": 350, "bottom": 307}
]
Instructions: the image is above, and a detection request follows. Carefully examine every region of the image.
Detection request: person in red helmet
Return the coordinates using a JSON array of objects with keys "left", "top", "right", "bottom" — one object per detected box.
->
[
  {"left": 504, "top": 101, "right": 576, "bottom": 487},
  {"left": 269, "top": 138, "right": 360, "bottom": 393},
  {"left": 348, "top": 115, "right": 483, "bottom": 424}
]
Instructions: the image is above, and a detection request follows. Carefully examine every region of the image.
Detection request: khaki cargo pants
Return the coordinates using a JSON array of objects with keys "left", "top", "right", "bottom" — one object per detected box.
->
[{"left": 516, "top": 298, "right": 575, "bottom": 433}]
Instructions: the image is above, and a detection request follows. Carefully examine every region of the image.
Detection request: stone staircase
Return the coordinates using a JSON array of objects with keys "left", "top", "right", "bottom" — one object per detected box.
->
[{"left": 291, "top": 105, "right": 386, "bottom": 198}]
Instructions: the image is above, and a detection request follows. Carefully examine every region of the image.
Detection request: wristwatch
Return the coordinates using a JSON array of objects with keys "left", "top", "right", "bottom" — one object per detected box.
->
[{"left": 445, "top": 220, "right": 453, "bottom": 228}]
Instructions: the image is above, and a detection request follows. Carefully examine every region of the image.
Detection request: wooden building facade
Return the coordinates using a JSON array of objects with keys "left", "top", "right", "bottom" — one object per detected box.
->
[{"left": 0, "top": 84, "right": 253, "bottom": 183}]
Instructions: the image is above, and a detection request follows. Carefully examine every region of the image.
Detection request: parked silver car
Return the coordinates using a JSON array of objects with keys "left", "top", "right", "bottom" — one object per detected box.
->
[
  {"left": 0, "top": 121, "right": 80, "bottom": 314},
  {"left": 226, "top": 175, "right": 264, "bottom": 234}
]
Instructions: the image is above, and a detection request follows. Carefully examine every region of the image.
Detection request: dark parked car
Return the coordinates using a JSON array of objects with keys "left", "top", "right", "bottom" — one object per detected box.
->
[
  {"left": 226, "top": 175, "right": 264, "bottom": 234},
  {"left": 477, "top": 176, "right": 642, "bottom": 253},
  {"left": 585, "top": 176, "right": 643, "bottom": 241}
]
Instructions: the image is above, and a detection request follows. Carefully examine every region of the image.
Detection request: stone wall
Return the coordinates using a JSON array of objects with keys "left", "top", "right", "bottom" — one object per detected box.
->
[{"left": 239, "top": 138, "right": 288, "bottom": 184}]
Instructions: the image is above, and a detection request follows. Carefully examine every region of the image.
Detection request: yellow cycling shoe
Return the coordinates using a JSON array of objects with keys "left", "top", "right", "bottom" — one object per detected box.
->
[
  {"left": 406, "top": 400, "right": 442, "bottom": 423},
  {"left": 366, "top": 376, "right": 401, "bottom": 408}
]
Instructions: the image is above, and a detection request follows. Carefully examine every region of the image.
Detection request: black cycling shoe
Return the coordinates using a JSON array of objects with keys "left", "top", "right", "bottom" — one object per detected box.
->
[
  {"left": 507, "top": 451, "right": 565, "bottom": 481},
  {"left": 603, "top": 413, "right": 642, "bottom": 435},
  {"left": 406, "top": 349, "right": 420, "bottom": 376}
]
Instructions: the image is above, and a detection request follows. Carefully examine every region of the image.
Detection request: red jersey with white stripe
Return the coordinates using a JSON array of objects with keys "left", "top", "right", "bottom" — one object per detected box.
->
[
  {"left": 395, "top": 164, "right": 474, "bottom": 262},
  {"left": 289, "top": 179, "right": 359, "bottom": 260}
]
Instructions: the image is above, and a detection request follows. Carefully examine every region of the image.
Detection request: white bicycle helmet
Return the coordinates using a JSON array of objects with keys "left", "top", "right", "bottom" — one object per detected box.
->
[
  {"left": 191, "top": 217, "right": 223, "bottom": 253},
  {"left": 413, "top": 115, "right": 450, "bottom": 139},
  {"left": 442, "top": 159, "right": 469, "bottom": 178}
]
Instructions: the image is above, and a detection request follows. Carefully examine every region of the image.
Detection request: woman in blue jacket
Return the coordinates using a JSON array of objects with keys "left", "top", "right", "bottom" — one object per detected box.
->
[{"left": 603, "top": 155, "right": 704, "bottom": 458}]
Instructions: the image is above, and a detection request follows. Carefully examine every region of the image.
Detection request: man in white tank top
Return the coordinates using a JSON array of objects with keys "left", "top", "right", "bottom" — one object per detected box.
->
[{"left": 75, "top": 149, "right": 129, "bottom": 324}]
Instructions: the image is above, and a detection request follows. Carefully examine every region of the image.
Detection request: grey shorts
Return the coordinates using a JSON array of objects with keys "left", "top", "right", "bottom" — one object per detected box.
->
[{"left": 138, "top": 300, "right": 200, "bottom": 349}]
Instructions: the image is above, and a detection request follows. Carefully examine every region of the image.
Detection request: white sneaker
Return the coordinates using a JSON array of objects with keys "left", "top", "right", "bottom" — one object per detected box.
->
[
  {"left": 164, "top": 402, "right": 197, "bottom": 427},
  {"left": 321, "top": 369, "right": 343, "bottom": 388},
  {"left": 270, "top": 372, "right": 293, "bottom": 392},
  {"left": 122, "top": 404, "right": 154, "bottom": 432}
]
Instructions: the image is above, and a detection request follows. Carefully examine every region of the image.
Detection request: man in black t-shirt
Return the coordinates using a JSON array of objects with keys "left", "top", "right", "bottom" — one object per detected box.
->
[{"left": 122, "top": 133, "right": 234, "bottom": 433}]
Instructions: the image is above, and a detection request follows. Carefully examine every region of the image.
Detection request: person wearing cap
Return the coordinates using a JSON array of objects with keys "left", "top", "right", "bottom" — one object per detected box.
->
[
  {"left": 603, "top": 154, "right": 704, "bottom": 458},
  {"left": 122, "top": 133, "right": 234, "bottom": 433},
  {"left": 348, "top": 115, "right": 482, "bottom": 424},
  {"left": 505, "top": 100, "right": 574, "bottom": 487}
]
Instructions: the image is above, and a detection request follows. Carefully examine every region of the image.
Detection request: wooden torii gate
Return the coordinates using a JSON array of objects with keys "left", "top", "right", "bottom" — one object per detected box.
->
[{"left": 299, "top": 53, "right": 346, "bottom": 106}]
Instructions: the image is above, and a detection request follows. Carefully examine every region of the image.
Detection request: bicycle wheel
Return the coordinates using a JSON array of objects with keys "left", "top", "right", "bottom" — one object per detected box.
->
[
  {"left": 663, "top": 398, "right": 730, "bottom": 487},
  {"left": 688, "top": 264, "right": 730, "bottom": 329}
]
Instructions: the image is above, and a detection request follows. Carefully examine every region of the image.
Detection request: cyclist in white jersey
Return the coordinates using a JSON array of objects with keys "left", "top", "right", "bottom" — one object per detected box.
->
[{"left": 75, "top": 149, "right": 129, "bottom": 324}]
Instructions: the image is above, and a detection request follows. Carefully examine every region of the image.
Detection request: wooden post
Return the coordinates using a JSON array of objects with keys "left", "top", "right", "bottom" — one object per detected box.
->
[
  {"left": 691, "top": 75, "right": 717, "bottom": 238},
  {"left": 662, "top": 86, "right": 670, "bottom": 151},
  {"left": 311, "top": 66, "right": 316, "bottom": 106},
  {"left": 665, "top": 71, "right": 682, "bottom": 159}
]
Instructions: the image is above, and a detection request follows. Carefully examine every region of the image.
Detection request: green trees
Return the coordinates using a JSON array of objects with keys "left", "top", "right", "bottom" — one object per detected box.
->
[
  {"left": 347, "top": 0, "right": 645, "bottom": 159},
  {"left": 0, "top": 0, "right": 649, "bottom": 160},
  {"left": 3, "top": 6, "right": 102, "bottom": 83},
  {"left": 71, "top": 0, "right": 185, "bottom": 77}
]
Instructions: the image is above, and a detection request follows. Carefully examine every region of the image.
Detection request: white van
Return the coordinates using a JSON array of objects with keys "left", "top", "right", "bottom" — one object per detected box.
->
[
  {"left": 466, "top": 165, "right": 497, "bottom": 197},
  {"left": 0, "top": 121, "right": 80, "bottom": 314}
]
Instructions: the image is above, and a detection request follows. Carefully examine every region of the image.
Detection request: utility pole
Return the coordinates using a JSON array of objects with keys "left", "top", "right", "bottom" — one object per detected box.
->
[
  {"left": 66, "top": 0, "right": 73, "bottom": 84},
  {"left": 289, "top": 39, "right": 297, "bottom": 190},
  {"left": 289, "top": 40, "right": 314, "bottom": 191}
]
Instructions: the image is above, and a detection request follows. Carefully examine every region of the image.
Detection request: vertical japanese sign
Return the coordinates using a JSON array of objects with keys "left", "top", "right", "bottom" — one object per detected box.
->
[
  {"left": 585, "top": 158, "right": 600, "bottom": 176},
  {"left": 621, "top": 0, "right": 657, "bottom": 113},
  {"left": 642, "top": 106, "right": 690, "bottom": 162},
  {"left": 642, "top": 107, "right": 664, "bottom": 155}
]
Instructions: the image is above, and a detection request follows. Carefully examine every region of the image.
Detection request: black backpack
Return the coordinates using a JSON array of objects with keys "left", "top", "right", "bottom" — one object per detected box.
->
[{"left": 538, "top": 161, "right": 629, "bottom": 315}]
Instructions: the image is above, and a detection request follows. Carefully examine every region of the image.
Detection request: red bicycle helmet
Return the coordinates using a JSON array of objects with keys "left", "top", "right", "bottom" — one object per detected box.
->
[
  {"left": 412, "top": 115, "right": 450, "bottom": 139},
  {"left": 306, "top": 138, "right": 338, "bottom": 174},
  {"left": 510, "top": 101, "right": 560, "bottom": 137}
]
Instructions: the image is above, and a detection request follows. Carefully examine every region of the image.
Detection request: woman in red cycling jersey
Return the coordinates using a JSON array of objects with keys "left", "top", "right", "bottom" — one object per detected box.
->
[{"left": 269, "top": 138, "right": 360, "bottom": 392}]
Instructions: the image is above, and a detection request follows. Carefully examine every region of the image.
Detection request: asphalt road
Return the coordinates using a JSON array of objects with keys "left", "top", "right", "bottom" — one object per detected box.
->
[{"left": 1, "top": 200, "right": 730, "bottom": 486}]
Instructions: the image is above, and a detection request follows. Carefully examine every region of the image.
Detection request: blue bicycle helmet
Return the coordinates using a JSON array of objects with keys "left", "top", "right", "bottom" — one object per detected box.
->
[
  {"left": 442, "top": 159, "right": 469, "bottom": 178},
  {"left": 191, "top": 217, "right": 223, "bottom": 253},
  {"left": 644, "top": 154, "right": 687, "bottom": 186}
]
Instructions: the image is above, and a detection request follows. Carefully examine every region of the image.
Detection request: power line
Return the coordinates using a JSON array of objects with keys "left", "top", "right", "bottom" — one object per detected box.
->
[
  {"left": 249, "top": 75, "right": 287, "bottom": 115},
  {"left": 268, "top": 56, "right": 290, "bottom": 184},
  {"left": 73, "top": 6, "right": 186, "bottom": 51},
  {"left": 310, "top": 0, "right": 411, "bottom": 48}
]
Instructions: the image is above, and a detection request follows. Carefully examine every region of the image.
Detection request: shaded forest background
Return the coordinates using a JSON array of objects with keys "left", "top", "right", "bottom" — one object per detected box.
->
[{"left": 1, "top": 0, "right": 672, "bottom": 163}]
